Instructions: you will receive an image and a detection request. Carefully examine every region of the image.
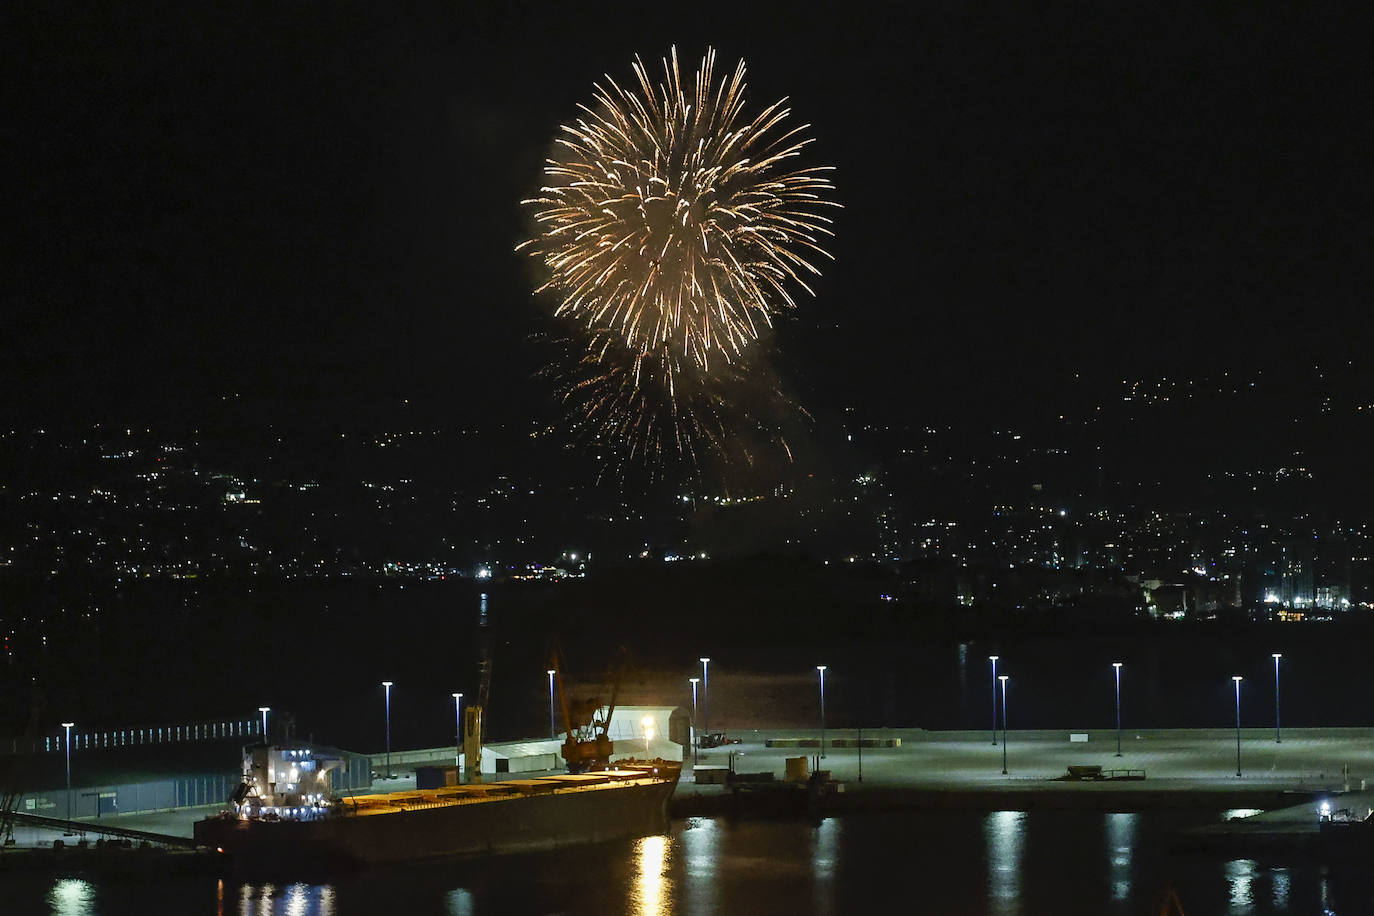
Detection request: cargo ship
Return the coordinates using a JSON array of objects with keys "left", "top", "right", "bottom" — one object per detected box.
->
[{"left": 194, "top": 742, "right": 680, "bottom": 870}]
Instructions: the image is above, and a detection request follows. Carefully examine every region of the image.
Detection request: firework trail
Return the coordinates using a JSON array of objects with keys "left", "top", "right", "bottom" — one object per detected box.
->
[
  {"left": 521, "top": 47, "right": 837, "bottom": 474},
  {"left": 547, "top": 331, "right": 801, "bottom": 480}
]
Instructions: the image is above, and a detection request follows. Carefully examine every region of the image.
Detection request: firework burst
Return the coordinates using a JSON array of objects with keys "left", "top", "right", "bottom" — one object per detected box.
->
[
  {"left": 521, "top": 48, "right": 836, "bottom": 478},
  {"left": 520, "top": 47, "right": 839, "bottom": 377}
]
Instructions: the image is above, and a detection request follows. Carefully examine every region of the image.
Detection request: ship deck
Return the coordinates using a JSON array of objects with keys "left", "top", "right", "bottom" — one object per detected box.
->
[{"left": 338, "top": 767, "right": 677, "bottom": 818}]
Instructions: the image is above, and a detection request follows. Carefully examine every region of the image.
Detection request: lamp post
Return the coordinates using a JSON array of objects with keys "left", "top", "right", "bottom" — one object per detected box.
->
[
  {"left": 817, "top": 665, "right": 828, "bottom": 760},
  {"left": 1113, "top": 662, "right": 1123, "bottom": 757},
  {"left": 258, "top": 706, "right": 270, "bottom": 741},
  {"left": 688, "top": 677, "right": 700, "bottom": 765},
  {"left": 1232, "top": 676, "right": 1243, "bottom": 777},
  {"left": 61, "top": 723, "right": 74, "bottom": 824},
  {"left": 452, "top": 693, "right": 464, "bottom": 769},
  {"left": 999, "top": 675, "right": 1009, "bottom": 775},
  {"left": 382, "top": 681, "right": 393, "bottom": 779},
  {"left": 699, "top": 657, "right": 711, "bottom": 739},
  {"left": 1272, "top": 653, "right": 1282, "bottom": 744},
  {"left": 641, "top": 715, "right": 654, "bottom": 756},
  {"left": 547, "top": 669, "right": 557, "bottom": 739},
  {"left": 989, "top": 656, "right": 1000, "bottom": 745}
]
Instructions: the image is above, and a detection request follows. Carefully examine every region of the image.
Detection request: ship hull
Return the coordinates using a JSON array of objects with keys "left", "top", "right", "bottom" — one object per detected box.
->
[{"left": 195, "top": 777, "right": 676, "bottom": 871}]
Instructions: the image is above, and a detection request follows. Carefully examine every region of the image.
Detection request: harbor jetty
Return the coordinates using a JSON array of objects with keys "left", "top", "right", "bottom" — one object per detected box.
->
[{"left": 9, "top": 726, "right": 1374, "bottom": 861}]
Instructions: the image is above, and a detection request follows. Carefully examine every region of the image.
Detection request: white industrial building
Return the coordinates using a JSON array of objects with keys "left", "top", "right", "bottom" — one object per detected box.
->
[{"left": 473, "top": 705, "right": 689, "bottom": 774}]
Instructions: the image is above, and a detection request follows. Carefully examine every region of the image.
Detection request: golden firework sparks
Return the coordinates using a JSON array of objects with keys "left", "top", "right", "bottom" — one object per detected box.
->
[{"left": 520, "top": 47, "right": 839, "bottom": 377}]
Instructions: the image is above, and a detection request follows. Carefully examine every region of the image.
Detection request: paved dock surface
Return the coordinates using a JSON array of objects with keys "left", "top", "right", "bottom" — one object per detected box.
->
[
  {"left": 683, "top": 727, "right": 1374, "bottom": 796},
  {"left": 8, "top": 727, "right": 1373, "bottom": 847}
]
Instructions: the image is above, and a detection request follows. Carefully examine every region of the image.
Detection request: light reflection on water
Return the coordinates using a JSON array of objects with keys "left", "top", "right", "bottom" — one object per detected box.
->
[
  {"left": 445, "top": 888, "right": 474, "bottom": 916},
  {"left": 1226, "top": 858, "right": 1257, "bottom": 911},
  {"left": 282, "top": 884, "right": 308, "bottom": 916},
  {"left": 1270, "top": 867, "right": 1290, "bottom": 910},
  {"left": 24, "top": 811, "right": 1374, "bottom": 914},
  {"left": 681, "top": 816, "right": 719, "bottom": 914},
  {"left": 632, "top": 834, "right": 670, "bottom": 916},
  {"left": 810, "top": 818, "right": 839, "bottom": 915},
  {"left": 1106, "top": 812, "right": 1135, "bottom": 902},
  {"left": 985, "top": 810, "right": 1025, "bottom": 914},
  {"left": 47, "top": 878, "right": 95, "bottom": 916},
  {"left": 235, "top": 881, "right": 334, "bottom": 916}
]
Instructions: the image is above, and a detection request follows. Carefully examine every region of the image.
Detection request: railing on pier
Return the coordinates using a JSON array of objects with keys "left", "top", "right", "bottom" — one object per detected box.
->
[{"left": 7, "top": 718, "right": 265, "bottom": 756}]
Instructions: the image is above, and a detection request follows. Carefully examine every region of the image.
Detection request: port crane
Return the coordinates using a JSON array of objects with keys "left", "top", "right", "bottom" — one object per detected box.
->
[
  {"left": 463, "top": 591, "right": 495, "bottom": 781},
  {"left": 548, "top": 645, "right": 623, "bottom": 773}
]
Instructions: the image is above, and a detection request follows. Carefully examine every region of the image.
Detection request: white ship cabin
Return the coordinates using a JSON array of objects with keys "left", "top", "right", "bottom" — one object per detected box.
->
[{"left": 232, "top": 744, "right": 343, "bottom": 820}]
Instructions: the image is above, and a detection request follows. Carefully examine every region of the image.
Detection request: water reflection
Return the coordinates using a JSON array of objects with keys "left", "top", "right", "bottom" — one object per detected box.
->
[
  {"left": 445, "top": 888, "right": 475, "bottom": 916},
  {"left": 38, "top": 810, "right": 1367, "bottom": 914},
  {"left": 283, "top": 884, "right": 309, "bottom": 916},
  {"left": 984, "top": 810, "right": 1024, "bottom": 915},
  {"left": 1271, "top": 867, "right": 1290, "bottom": 910},
  {"left": 811, "top": 818, "right": 840, "bottom": 915},
  {"left": 1225, "top": 858, "right": 1257, "bottom": 911},
  {"left": 233, "top": 881, "right": 335, "bottom": 916},
  {"left": 632, "top": 833, "right": 671, "bottom": 916},
  {"left": 681, "top": 816, "right": 719, "bottom": 914},
  {"left": 1106, "top": 812, "right": 1136, "bottom": 902},
  {"left": 47, "top": 878, "right": 95, "bottom": 916}
]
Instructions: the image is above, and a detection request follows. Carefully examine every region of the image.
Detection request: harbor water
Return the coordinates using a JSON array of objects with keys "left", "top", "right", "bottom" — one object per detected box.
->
[{"left": 7, "top": 809, "right": 1373, "bottom": 914}]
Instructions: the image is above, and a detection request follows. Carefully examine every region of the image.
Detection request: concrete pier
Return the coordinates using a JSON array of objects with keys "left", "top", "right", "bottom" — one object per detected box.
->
[
  {"left": 8, "top": 726, "right": 1373, "bottom": 848},
  {"left": 681, "top": 726, "right": 1374, "bottom": 796}
]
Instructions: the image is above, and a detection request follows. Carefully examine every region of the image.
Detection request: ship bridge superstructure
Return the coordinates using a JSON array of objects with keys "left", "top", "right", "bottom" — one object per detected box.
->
[{"left": 233, "top": 744, "right": 342, "bottom": 821}]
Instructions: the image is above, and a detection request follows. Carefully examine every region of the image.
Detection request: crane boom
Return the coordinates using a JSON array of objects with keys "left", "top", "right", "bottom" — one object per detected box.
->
[{"left": 548, "top": 643, "right": 623, "bottom": 773}]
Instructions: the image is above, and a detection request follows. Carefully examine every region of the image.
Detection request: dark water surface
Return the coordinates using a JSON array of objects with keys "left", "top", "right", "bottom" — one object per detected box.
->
[
  {"left": 9, "top": 810, "right": 1374, "bottom": 915},
  {"left": 20, "top": 577, "right": 1374, "bottom": 756}
]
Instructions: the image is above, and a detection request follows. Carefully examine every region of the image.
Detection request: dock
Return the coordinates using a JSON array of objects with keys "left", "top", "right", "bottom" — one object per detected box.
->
[{"left": 1173, "top": 790, "right": 1374, "bottom": 855}]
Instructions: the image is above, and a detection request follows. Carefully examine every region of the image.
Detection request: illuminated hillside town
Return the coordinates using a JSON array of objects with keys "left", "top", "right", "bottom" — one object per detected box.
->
[{"left": 4, "top": 367, "right": 1370, "bottom": 653}]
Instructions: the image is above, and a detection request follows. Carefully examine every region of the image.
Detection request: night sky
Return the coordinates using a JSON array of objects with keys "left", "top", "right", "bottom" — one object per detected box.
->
[{"left": 9, "top": 3, "right": 1372, "bottom": 433}]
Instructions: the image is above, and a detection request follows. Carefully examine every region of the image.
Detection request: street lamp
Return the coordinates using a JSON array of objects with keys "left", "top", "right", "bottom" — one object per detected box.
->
[
  {"left": 817, "top": 665, "right": 828, "bottom": 760},
  {"left": 258, "top": 706, "right": 270, "bottom": 741},
  {"left": 547, "top": 669, "right": 557, "bottom": 739},
  {"left": 1232, "top": 676, "right": 1243, "bottom": 777},
  {"left": 1112, "top": 662, "right": 1123, "bottom": 757},
  {"left": 452, "top": 693, "right": 464, "bottom": 769},
  {"left": 989, "top": 656, "right": 1000, "bottom": 745},
  {"left": 699, "top": 657, "right": 711, "bottom": 739},
  {"left": 999, "top": 676, "right": 1009, "bottom": 775},
  {"left": 641, "top": 715, "right": 654, "bottom": 756},
  {"left": 61, "top": 723, "right": 74, "bottom": 824},
  {"left": 688, "top": 677, "right": 700, "bottom": 765},
  {"left": 1272, "top": 653, "right": 1283, "bottom": 744},
  {"left": 382, "top": 681, "right": 394, "bottom": 779}
]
